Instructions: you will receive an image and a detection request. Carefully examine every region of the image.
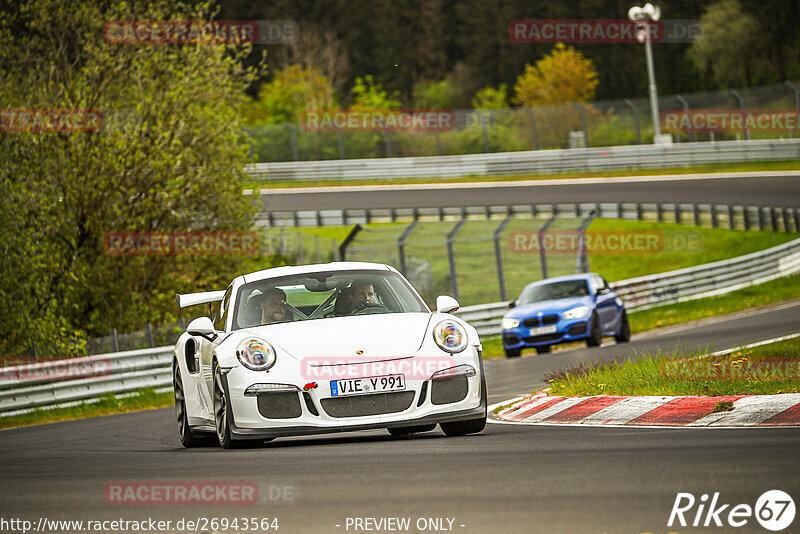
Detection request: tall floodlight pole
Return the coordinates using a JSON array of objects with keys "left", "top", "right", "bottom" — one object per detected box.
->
[{"left": 628, "top": 3, "right": 662, "bottom": 143}]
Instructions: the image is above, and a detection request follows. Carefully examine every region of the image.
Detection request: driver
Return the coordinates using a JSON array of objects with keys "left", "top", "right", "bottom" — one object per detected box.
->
[
  {"left": 259, "top": 287, "right": 288, "bottom": 324},
  {"left": 350, "top": 281, "right": 376, "bottom": 307}
]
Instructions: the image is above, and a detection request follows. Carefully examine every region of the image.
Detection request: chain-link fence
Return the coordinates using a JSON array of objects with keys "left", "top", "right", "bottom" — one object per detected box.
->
[{"left": 244, "top": 81, "right": 800, "bottom": 162}]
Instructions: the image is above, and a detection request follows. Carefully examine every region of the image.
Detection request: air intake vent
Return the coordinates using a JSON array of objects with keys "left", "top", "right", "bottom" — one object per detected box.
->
[{"left": 257, "top": 392, "right": 302, "bottom": 419}]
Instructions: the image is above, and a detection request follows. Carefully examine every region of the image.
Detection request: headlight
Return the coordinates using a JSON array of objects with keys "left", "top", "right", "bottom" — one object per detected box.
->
[
  {"left": 562, "top": 305, "right": 589, "bottom": 320},
  {"left": 433, "top": 320, "right": 469, "bottom": 354},
  {"left": 502, "top": 318, "right": 520, "bottom": 329},
  {"left": 236, "top": 337, "right": 276, "bottom": 371}
]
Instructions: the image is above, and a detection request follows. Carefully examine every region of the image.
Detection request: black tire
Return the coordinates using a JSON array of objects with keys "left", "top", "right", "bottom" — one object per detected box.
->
[
  {"left": 504, "top": 347, "right": 521, "bottom": 358},
  {"left": 173, "top": 362, "right": 212, "bottom": 448},
  {"left": 585, "top": 313, "right": 602, "bottom": 347},
  {"left": 387, "top": 424, "right": 437, "bottom": 436},
  {"left": 213, "top": 361, "right": 236, "bottom": 449},
  {"left": 614, "top": 311, "right": 631, "bottom": 343},
  {"left": 440, "top": 417, "right": 486, "bottom": 437},
  {"left": 440, "top": 373, "right": 487, "bottom": 437},
  {"left": 535, "top": 345, "right": 551, "bottom": 354}
]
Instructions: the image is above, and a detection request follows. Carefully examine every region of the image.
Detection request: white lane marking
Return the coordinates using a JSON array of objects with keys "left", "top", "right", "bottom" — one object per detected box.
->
[
  {"left": 251, "top": 170, "right": 800, "bottom": 195},
  {"left": 516, "top": 396, "right": 587, "bottom": 422},
  {"left": 689, "top": 394, "right": 800, "bottom": 426},
  {"left": 574, "top": 396, "right": 677, "bottom": 425},
  {"left": 707, "top": 332, "right": 800, "bottom": 357}
]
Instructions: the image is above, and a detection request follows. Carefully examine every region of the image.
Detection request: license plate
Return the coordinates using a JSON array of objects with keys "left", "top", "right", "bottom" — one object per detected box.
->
[
  {"left": 529, "top": 325, "right": 558, "bottom": 336},
  {"left": 330, "top": 374, "right": 405, "bottom": 396}
]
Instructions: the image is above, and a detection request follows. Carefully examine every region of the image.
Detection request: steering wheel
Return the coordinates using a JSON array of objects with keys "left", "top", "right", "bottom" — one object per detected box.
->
[{"left": 349, "top": 301, "right": 390, "bottom": 315}]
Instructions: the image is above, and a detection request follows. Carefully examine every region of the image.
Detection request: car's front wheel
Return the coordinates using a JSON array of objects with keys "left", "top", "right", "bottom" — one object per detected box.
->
[
  {"left": 440, "top": 417, "right": 486, "bottom": 436},
  {"left": 504, "top": 347, "right": 521, "bottom": 358},
  {"left": 213, "top": 361, "right": 236, "bottom": 449},
  {"left": 174, "top": 362, "right": 212, "bottom": 448},
  {"left": 535, "top": 345, "right": 551, "bottom": 354},
  {"left": 585, "top": 313, "right": 602, "bottom": 347},
  {"left": 614, "top": 311, "right": 631, "bottom": 343}
]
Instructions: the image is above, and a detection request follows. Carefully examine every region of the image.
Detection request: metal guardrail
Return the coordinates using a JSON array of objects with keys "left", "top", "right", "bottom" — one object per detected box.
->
[
  {"left": 2, "top": 236, "right": 799, "bottom": 414},
  {"left": 457, "top": 236, "right": 800, "bottom": 336},
  {"left": 244, "top": 139, "right": 800, "bottom": 182}
]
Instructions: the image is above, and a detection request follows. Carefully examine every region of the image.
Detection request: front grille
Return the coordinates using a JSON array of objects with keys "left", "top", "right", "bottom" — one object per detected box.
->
[
  {"left": 568, "top": 323, "right": 588, "bottom": 335},
  {"left": 523, "top": 315, "right": 559, "bottom": 327},
  {"left": 541, "top": 314, "right": 559, "bottom": 325},
  {"left": 321, "top": 391, "right": 415, "bottom": 418},
  {"left": 257, "top": 392, "right": 302, "bottom": 419},
  {"left": 522, "top": 317, "right": 540, "bottom": 327},
  {"left": 431, "top": 376, "right": 469, "bottom": 405},
  {"left": 523, "top": 333, "right": 563, "bottom": 344}
]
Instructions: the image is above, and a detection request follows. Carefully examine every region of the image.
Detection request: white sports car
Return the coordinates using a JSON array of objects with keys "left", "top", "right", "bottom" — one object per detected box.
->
[{"left": 173, "top": 262, "right": 487, "bottom": 448}]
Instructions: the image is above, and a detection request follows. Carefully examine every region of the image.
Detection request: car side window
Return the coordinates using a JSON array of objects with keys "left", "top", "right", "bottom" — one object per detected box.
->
[{"left": 214, "top": 286, "right": 232, "bottom": 331}]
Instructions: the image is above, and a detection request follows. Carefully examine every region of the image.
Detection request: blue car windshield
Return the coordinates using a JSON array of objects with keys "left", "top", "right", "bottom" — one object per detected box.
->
[{"left": 520, "top": 280, "right": 589, "bottom": 304}]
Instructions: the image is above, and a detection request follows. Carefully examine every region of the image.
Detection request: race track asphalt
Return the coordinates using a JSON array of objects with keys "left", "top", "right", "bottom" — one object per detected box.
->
[{"left": 2, "top": 301, "right": 798, "bottom": 534}]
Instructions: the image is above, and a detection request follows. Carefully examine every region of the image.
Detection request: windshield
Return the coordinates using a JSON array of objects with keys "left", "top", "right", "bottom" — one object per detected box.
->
[
  {"left": 520, "top": 280, "right": 590, "bottom": 304},
  {"left": 231, "top": 269, "right": 428, "bottom": 330}
]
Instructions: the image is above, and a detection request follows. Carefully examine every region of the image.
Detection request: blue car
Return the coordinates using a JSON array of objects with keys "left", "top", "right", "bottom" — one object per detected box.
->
[{"left": 501, "top": 273, "right": 630, "bottom": 357}]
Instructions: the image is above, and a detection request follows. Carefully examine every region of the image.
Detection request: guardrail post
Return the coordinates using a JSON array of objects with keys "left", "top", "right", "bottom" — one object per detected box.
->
[
  {"left": 617, "top": 202, "right": 624, "bottom": 219},
  {"left": 339, "top": 224, "right": 362, "bottom": 261},
  {"left": 478, "top": 112, "right": 490, "bottom": 153},
  {"left": 286, "top": 124, "right": 299, "bottom": 161},
  {"left": 771, "top": 207, "right": 779, "bottom": 232},
  {"left": 636, "top": 203, "right": 643, "bottom": 221},
  {"left": 675, "top": 95, "right": 695, "bottom": 142},
  {"left": 336, "top": 127, "right": 345, "bottom": 159},
  {"left": 674, "top": 204, "right": 681, "bottom": 224},
  {"left": 493, "top": 214, "right": 514, "bottom": 301},
  {"left": 794, "top": 208, "right": 800, "bottom": 233},
  {"left": 624, "top": 99, "right": 641, "bottom": 144},
  {"left": 743, "top": 207, "right": 751, "bottom": 230},
  {"left": 728, "top": 205, "right": 735, "bottom": 229},
  {"left": 524, "top": 108, "right": 539, "bottom": 150},
  {"left": 758, "top": 206, "right": 765, "bottom": 231},
  {"left": 574, "top": 103, "right": 589, "bottom": 147},
  {"left": 693, "top": 203, "right": 700, "bottom": 227},
  {"left": 383, "top": 127, "right": 392, "bottom": 158},
  {"left": 786, "top": 82, "right": 800, "bottom": 138},
  {"left": 145, "top": 323, "right": 155, "bottom": 348},
  {"left": 710, "top": 205, "right": 718, "bottom": 228},
  {"left": 397, "top": 221, "right": 419, "bottom": 275},
  {"left": 657, "top": 203, "right": 664, "bottom": 222},
  {"left": 783, "top": 208, "right": 791, "bottom": 233},
  {"left": 729, "top": 89, "right": 749, "bottom": 141},
  {"left": 538, "top": 209, "right": 559, "bottom": 279},
  {"left": 576, "top": 210, "right": 596, "bottom": 273},
  {"left": 110, "top": 328, "right": 119, "bottom": 353},
  {"left": 447, "top": 218, "right": 467, "bottom": 301}
]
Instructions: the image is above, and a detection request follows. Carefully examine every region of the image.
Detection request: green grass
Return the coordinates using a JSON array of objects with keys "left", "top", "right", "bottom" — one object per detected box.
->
[
  {"left": 0, "top": 388, "right": 174, "bottom": 430},
  {"left": 246, "top": 160, "right": 799, "bottom": 190},
  {"left": 544, "top": 336, "right": 800, "bottom": 397}
]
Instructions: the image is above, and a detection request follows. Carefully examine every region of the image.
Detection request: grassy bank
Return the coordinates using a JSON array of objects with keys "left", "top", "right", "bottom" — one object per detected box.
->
[
  {"left": 0, "top": 388, "right": 174, "bottom": 430},
  {"left": 544, "top": 336, "right": 800, "bottom": 397}
]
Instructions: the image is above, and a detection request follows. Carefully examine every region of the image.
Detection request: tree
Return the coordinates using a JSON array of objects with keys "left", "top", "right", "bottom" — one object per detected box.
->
[
  {"left": 245, "top": 65, "right": 337, "bottom": 125},
  {"left": 0, "top": 0, "right": 268, "bottom": 354},
  {"left": 472, "top": 84, "right": 509, "bottom": 109},
  {"left": 513, "top": 43, "right": 599, "bottom": 107},
  {"left": 688, "top": 0, "right": 764, "bottom": 87}
]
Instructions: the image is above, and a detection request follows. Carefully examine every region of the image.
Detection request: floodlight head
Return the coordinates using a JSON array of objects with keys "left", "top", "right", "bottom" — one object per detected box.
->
[{"left": 628, "top": 3, "right": 661, "bottom": 21}]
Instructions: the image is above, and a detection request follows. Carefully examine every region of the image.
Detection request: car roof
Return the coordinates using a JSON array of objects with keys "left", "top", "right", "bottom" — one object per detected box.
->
[
  {"left": 522, "top": 273, "right": 597, "bottom": 290},
  {"left": 239, "top": 262, "right": 395, "bottom": 285}
]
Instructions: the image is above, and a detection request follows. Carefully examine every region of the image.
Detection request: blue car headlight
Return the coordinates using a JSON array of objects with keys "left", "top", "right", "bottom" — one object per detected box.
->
[
  {"left": 236, "top": 337, "right": 276, "bottom": 371},
  {"left": 562, "top": 306, "right": 590, "bottom": 320},
  {"left": 433, "top": 320, "right": 469, "bottom": 354},
  {"left": 502, "top": 318, "right": 520, "bottom": 329}
]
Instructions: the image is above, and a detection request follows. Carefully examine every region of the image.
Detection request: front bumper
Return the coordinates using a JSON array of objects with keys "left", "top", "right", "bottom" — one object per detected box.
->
[
  {"left": 221, "top": 348, "right": 486, "bottom": 440},
  {"left": 502, "top": 318, "right": 590, "bottom": 349}
]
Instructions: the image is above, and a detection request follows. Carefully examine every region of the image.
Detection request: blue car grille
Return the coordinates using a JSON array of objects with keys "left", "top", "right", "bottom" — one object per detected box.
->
[{"left": 523, "top": 314, "right": 559, "bottom": 327}]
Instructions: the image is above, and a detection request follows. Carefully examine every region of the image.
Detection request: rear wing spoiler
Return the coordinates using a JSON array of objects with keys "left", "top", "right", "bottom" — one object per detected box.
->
[{"left": 176, "top": 290, "right": 226, "bottom": 310}]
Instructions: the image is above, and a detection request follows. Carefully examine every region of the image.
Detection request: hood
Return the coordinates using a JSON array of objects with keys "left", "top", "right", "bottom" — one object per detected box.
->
[
  {"left": 237, "top": 312, "right": 433, "bottom": 361},
  {"left": 506, "top": 296, "right": 593, "bottom": 320}
]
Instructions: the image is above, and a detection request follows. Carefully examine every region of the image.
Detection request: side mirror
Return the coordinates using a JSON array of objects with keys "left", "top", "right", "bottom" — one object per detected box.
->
[
  {"left": 597, "top": 287, "right": 611, "bottom": 295},
  {"left": 435, "top": 295, "right": 460, "bottom": 314},
  {"left": 187, "top": 316, "right": 217, "bottom": 341},
  {"left": 508, "top": 300, "right": 517, "bottom": 309}
]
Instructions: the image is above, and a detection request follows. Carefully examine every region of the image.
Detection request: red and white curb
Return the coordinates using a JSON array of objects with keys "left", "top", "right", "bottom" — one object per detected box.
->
[{"left": 490, "top": 392, "right": 800, "bottom": 427}]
